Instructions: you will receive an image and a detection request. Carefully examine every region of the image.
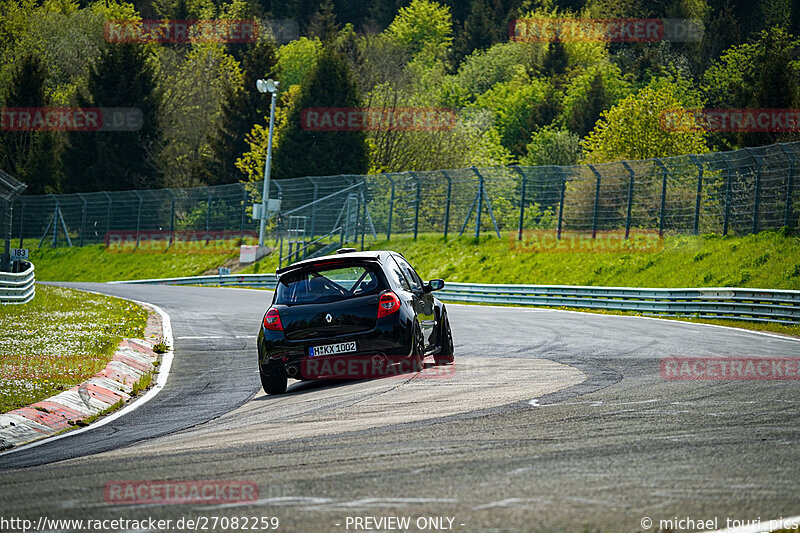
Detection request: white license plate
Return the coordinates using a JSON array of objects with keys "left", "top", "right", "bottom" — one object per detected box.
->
[{"left": 309, "top": 341, "right": 357, "bottom": 357}]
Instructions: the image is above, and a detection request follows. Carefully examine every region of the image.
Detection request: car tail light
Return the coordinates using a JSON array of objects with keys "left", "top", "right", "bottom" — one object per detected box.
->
[
  {"left": 377, "top": 292, "right": 401, "bottom": 318},
  {"left": 263, "top": 308, "right": 283, "bottom": 331}
]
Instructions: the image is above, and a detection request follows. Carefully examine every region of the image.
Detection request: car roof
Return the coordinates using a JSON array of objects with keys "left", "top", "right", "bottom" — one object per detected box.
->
[{"left": 275, "top": 250, "right": 400, "bottom": 275}]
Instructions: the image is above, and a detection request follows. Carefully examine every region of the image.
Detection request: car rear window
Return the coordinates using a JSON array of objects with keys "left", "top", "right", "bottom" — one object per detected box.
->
[{"left": 275, "top": 264, "right": 383, "bottom": 304}]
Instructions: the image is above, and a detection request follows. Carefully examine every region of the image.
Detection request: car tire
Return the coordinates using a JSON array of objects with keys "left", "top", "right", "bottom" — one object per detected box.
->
[
  {"left": 411, "top": 321, "right": 425, "bottom": 372},
  {"left": 433, "top": 313, "right": 454, "bottom": 365},
  {"left": 260, "top": 362, "right": 287, "bottom": 395}
]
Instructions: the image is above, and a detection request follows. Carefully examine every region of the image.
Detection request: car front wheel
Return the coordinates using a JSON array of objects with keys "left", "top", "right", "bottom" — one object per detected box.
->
[{"left": 434, "top": 313, "right": 454, "bottom": 365}]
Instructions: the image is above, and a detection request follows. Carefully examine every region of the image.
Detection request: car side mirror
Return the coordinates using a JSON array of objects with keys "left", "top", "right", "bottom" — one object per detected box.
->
[{"left": 427, "top": 279, "right": 445, "bottom": 291}]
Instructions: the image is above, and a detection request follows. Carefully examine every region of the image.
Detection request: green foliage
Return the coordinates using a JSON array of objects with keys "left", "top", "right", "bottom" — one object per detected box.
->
[
  {"left": 520, "top": 126, "right": 582, "bottom": 166},
  {"left": 62, "top": 43, "right": 163, "bottom": 192},
  {"left": 0, "top": 285, "right": 147, "bottom": 413},
  {"left": 276, "top": 37, "right": 323, "bottom": 89},
  {"left": 702, "top": 26, "right": 800, "bottom": 148},
  {"left": 271, "top": 46, "right": 369, "bottom": 179},
  {"left": 582, "top": 81, "right": 709, "bottom": 163},
  {"left": 560, "top": 61, "right": 631, "bottom": 137},
  {"left": 210, "top": 41, "right": 278, "bottom": 184},
  {"left": 386, "top": 0, "right": 453, "bottom": 61},
  {"left": 0, "top": 54, "right": 60, "bottom": 194}
]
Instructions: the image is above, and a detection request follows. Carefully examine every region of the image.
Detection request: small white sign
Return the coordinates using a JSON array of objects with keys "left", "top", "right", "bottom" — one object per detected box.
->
[{"left": 11, "top": 248, "right": 29, "bottom": 261}]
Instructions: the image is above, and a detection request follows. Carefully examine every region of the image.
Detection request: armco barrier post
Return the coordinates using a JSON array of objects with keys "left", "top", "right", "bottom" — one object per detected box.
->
[
  {"left": 780, "top": 145, "right": 796, "bottom": 228},
  {"left": 588, "top": 165, "right": 601, "bottom": 238},
  {"left": 655, "top": 158, "right": 668, "bottom": 236},
  {"left": 689, "top": 154, "right": 703, "bottom": 235},
  {"left": 621, "top": 161, "right": 634, "bottom": 239}
]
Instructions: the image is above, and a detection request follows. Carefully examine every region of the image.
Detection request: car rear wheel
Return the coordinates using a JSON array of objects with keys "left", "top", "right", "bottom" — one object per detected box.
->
[
  {"left": 434, "top": 313, "right": 454, "bottom": 365},
  {"left": 260, "top": 362, "right": 287, "bottom": 395}
]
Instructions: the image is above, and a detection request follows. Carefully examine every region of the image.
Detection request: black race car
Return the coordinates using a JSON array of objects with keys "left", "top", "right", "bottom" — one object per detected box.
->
[{"left": 257, "top": 248, "right": 454, "bottom": 395}]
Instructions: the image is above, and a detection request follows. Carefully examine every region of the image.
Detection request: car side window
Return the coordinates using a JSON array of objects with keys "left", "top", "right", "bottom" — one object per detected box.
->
[
  {"left": 394, "top": 256, "right": 422, "bottom": 290},
  {"left": 387, "top": 257, "right": 412, "bottom": 291}
]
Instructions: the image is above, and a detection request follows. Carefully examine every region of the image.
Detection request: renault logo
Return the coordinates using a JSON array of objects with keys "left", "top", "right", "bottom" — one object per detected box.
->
[{"left": 325, "top": 313, "right": 333, "bottom": 323}]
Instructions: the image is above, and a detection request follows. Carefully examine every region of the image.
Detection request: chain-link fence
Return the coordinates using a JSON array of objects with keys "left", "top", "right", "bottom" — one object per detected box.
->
[{"left": 10, "top": 141, "right": 800, "bottom": 256}]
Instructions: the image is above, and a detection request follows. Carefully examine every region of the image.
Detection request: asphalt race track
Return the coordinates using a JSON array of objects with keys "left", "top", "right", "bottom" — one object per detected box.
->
[{"left": 2, "top": 283, "right": 799, "bottom": 532}]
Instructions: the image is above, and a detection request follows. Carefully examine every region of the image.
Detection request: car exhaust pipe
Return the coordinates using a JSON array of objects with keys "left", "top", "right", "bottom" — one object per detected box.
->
[
  {"left": 286, "top": 365, "right": 298, "bottom": 377},
  {"left": 371, "top": 354, "right": 387, "bottom": 368}
]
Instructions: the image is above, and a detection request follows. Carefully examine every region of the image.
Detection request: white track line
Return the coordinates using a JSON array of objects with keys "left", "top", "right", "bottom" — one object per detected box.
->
[{"left": 0, "top": 298, "right": 174, "bottom": 457}]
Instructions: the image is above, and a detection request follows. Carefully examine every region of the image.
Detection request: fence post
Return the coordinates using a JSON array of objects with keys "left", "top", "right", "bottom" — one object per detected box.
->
[
  {"left": 52, "top": 196, "right": 58, "bottom": 247},
  {"left": 133, "top": 191, "right": 143, "bottom": 248},
  {"left": 205, "top": 188, "right": 212, "bottom": 243},
  {"left": 103, "top": 191, "right": 112, "bottom": 243},
  {"left": 653, "top": 158, "right": 668, "bottom": 236},
  {"left": 77, "top": 193, "right": 87, "bottom": 247},
  {"left": 621, "top": 162, "right": 634, "bottom": 239},
  {"left": 780, "top": 145, "right": 796, "bottom": 228},
  {"left": 411, "top": 171, "right": 420, "bottom": 240},
  {"left": 744, "top": 148, "right": 762, "bottom": 234},
  {"left": 722, "top": 158, "right": 733, "bottom": 236},
  {"left": 360, "top": 179, "right": 367, "bottom": 251},
  {"left": 441, "top": 170, "right": 452, "bottom": 240},
  {"left": 238, "top": 185, "right": 247, "bottom": 243},
  {"left": 513, "top": 167, "right": 526, "bottom": 241},
  {"left": 588, "top": 165, "right": 601, "bottom": 238},
  {"left": 689, "top": 155, "right": 703, "bottom": 235},
  {"left": 167, "top": 189, "right": 176, "bottom": 248},
  {"left": 472, "top": 166, "right": 483, "bottom": 238},
  {"left": 385, "top": 174, "right": 395, "bottom": 241},
  {"left": 17, "top": 199, "right": 24, "bottom": 248},
  {"left": 557, "top": 169, "right": 567, "bottom": 240},
  {"left": 309, "top": 178, "right": 319, "bottom": 240}
]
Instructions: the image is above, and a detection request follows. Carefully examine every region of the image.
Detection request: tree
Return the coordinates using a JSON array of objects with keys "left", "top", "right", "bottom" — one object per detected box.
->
[
  {"left": 306, "top": 0, "right": 340, "bottom": 41},
  {"left": 210, "top": 41, "right": 277, "bottom": 184},
  {"left": 520, "top": 126, "right": 582, "bottom": 166},
  {"left": 62, "top": 44, "right": 162, "bottom": 192},
  {"left": 386, "top": 0, "right": 453, "bottom": 61},
  {"left": 276, "top": 37, "right": 323, "bottom": 89},
  {"left": 270, "top": 46, "right": 369, "bottom": 179},
  {"left": 560, "top": 62, "right": 630, "bottom": 137},
  {"left": 582, "top": 81, "right": 708, "bottom": 163},
  {"left": 0, "top": 54, "right": 60, "bottom": 194},
  {"left": 703, "top": 27, "right": 800, "bottom": 147}
]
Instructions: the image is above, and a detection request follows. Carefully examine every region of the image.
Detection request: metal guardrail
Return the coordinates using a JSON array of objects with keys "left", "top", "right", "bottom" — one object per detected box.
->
[
  {"left": 111, "top": 274, "right": 800, "bottom": 324},
  {"left": 0, "top": 261, "right": 35, "bottom": 304}
]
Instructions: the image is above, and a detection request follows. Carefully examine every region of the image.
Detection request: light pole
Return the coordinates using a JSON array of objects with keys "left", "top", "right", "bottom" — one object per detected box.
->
[{"left": 256, "top": 78, "right": 279, "bottom": 247}]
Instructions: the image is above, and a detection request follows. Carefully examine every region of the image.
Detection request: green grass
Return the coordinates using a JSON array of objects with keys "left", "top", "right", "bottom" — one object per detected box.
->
[
  {"left": 30, "top": 243, "right": 239, "bottom": 282},
  {"left": 355, "top": 230, "right": 800, "bottom": 289},
  {"left": 0, "top": 285, "right": 147, "bottom": 413}
]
